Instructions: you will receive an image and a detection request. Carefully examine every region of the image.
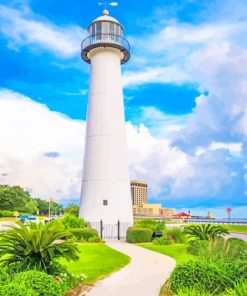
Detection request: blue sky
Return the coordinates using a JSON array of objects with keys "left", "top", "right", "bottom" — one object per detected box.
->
[{"left": 0, "top": 0, "right": 247, "bottom": 218}]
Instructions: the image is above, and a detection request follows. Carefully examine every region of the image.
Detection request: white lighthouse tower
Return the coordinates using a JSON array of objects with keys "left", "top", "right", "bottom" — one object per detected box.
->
[{"left": 79, "top": 8, "right": 133, "bottom": 237}]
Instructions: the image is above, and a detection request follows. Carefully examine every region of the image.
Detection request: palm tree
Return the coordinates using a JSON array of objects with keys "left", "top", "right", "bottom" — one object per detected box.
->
[
  {"left": 0, "top": 221, "right": 79, "bottom": 273},
  {"left": 184, "top": 224, "right": 229, "bottom": 240}
]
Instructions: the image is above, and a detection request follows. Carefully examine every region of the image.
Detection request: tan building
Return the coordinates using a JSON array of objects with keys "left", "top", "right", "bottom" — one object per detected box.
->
[
  {"left": 133, "top": 203, "right": 176, "bottom": 217},
  {"left": 133, "top": 203, "right": 161, "bottom": 216},
  {"left": 160, "top": 208, "right": 176, "bottom": 218},
  {"left": 130, "top": 180, "right": 148, "bottom": 207}
]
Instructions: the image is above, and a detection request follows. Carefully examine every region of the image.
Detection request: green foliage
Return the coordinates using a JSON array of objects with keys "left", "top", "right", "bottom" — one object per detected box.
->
[
  {"left": 0, "top": 221, "right": 79, "bottom": 273},
  {"left": 153, "top": 236, "right": 173, "bottom": 245},
  {"left": 34, "top": 198, "right": 62, "bottom": 216},
  {"left": 61, "top": 214, "right": 87, "bottom": 229},
  {"left": 187, "top": 240, "right": 210, "bottom": 255},
  {"left": 167, "top": 227, "right": 187, "bottom": 243},
  {"left": 184, "top": 224, "right": 229, "bottom": 240},
  {"left": 12, "top": 270, "right": 66, "bottom": 296},
  {"left": 0, "top": 268, "right": 11, "bottom": 285},
  {"left": 176, "top": 287, "right": 211, "bottom": 296},
  {"left": 195, "top": 238, "right": 247, "bottom": 262},
  {"left": 0, "top": 185, "right": 38, "bottom": 214},
  {"left": 64, "top": 204, "right": 79, "bottom": 217},
  {"left": 227, "top": 238, "right": 247, "bottom": 261},
  {"left": 88, "top": 235, "right": 103, "bottom": 243},
  {"left": 70, "top": 228, "right": 99, "bottom": 241},
  {"left": 170, "top": 258, "right": 246, "bottom": 294},
  {"left": 134, "top": 219, "right": 165, "bottom": 231},
  {"left": 126, "top": 227, "right": 152, "bottom": 243},
  {"left": 224, "top": 281, "right": 247, "bottom": 296},
  {"left": 0, "top": 210, "right": 15, "bottom": 217},
  {"left": 0, "top": 283, "right": 38, "bottom": 296}
]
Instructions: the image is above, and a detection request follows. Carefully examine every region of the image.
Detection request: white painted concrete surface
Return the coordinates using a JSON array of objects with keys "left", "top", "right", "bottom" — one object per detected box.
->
[
  {"left": 79, "top": 40, "right": 133, "bottom": 225},
  {"left": 86, "top": 241, "right": 176, "bottom": 296}
]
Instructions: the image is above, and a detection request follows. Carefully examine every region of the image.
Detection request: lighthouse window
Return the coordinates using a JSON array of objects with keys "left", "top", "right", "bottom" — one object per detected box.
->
[
  {"left": 103, "top": 200, "right": 108, "bottom": 206},
  {"left": 96, "top": 22, "right": 102, "bottom": 34},
  {"left": 102, "top": 22, "right": 109, "bottom": 34},
  {"left": 109, "top": 23, "right": 115, "bottom": 35}
]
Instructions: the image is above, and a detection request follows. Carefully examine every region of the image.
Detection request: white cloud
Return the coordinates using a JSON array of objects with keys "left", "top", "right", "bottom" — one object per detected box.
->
[
  {"left": 0, "top": 89, "right": 245, "bottom": 214},
  {"left": 0, "top": 89, "right": 85, "bottom": 200},
  {"left": 123, "top": 65, "right": 190, "bottom": 87},
  {"left": 0, "top": 5, "right": 86, "bottom": 58},
  {"left": 137, "top": 106, "right": 192, "bottom": 136}
]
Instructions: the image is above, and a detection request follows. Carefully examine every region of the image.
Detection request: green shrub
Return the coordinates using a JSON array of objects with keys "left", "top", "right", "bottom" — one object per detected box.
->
[
  {"left": 170, "top": 259, "right": 246, "bottom": 294},
  {"left": 0, "top": 210, "right": 14, "bottom": 217},
  {"left": 153, "top": 236, "right": 173, "bottom": 245},
  {"left": 61, "top": 214, "right": 87, "bottom": 229},
  {"left": 88, "top": 235, "right": 103, "bottom": 243},
  {"left": 134, "top": 219, "right": 166, "bottom": 231},
  {"left": 196, "top": 238, "right": 247, "bottom": 262},
  {"left": 224, "top": 281, "right": 247, "bottom": 296},
  {"left": 49, "top": 262, "right": 85, "bottom": 290},
  {"left": 184, "top": 224, "right": 228, "bottom": 240},
  {"left": 0, "top": 283, "right": 37, "bottom": 296},
  {"left": 0, "top": 268, "right": 11, "bottom": 285},
  {"left": 187, "top": 240, "right": 209, "bottom": 255},
  {"left": 176, "top": 287, "right": 211, "bottom": 296},
  {"left": 0, "top": 221, "right": 79, "bottom": 273},
  {"left": 126, "top": 227, "right": 152, "bottom": 243},
  {"left": 12, "top": 270, "right": 66, "bottom": 296},
  {"left": 70, "top": 228, "right": 99, "bottom": 241},
  {"left": 227, "top": 238, "right": 247, "bottom": 261},
  {"left": 167, "top": 228, "right": 187, "bottom": 243}
]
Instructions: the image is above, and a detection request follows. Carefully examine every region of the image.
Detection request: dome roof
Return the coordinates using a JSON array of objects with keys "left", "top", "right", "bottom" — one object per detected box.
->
[
  {"left": 88, "top": 10, "right": 124, "bottom": 31},
  {"left": 92, "top": 14, "right": 120, "bottom": 24}
]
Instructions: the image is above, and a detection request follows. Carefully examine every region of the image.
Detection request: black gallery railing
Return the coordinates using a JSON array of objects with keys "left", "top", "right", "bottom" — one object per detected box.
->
[{"left": 81, "top": 33, "right": 130, "bottom": 52}]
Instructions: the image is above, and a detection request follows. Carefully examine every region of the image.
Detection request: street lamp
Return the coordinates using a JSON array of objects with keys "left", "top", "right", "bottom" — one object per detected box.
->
[{"left": 48, "top": 198, "right": 53, "bottom": 219}]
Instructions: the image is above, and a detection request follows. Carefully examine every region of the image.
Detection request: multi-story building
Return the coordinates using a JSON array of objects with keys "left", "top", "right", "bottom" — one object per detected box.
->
[
  {"left": 133, "top": 203, "right": 176, "bottom": 217},
  {"left": 130, "top": 180, "right": 148, "bottom": 207}
]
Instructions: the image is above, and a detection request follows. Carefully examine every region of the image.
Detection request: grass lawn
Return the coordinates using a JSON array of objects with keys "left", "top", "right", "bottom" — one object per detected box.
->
[
  {"left": 60, "top": 243, "right": 131, "bottom": 284},
  {"left": 185, "top": 224, "right": 247, "bottom": 234},
  {"left": 138, "top": 243, "right": 195, "bottom": 265},
  {"left": 220, "top": 224, "right": 247, "bottom": 234}
]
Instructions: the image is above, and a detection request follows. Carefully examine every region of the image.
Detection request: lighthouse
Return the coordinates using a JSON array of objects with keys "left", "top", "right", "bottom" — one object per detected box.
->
[{"left": 79, "top": 9, "right": 133, "bottom": 237}]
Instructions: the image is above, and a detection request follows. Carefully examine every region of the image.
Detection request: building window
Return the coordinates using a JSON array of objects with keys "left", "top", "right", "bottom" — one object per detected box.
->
[{"left": 103, "top": 200, "right": 108, "bottom": 206}]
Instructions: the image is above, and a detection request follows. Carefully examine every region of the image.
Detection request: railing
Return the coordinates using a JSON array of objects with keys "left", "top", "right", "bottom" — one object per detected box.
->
[{"left": 81, "top": 33, "right": 130, "bottom": 52}]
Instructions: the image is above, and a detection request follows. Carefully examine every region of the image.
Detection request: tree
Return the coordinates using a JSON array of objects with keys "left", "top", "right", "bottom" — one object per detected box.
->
[
  {"left": 0, "top": 221, "right": 79, "bottom": 273},
  {"left": 34, "top": 198, "right": 63, "bottom": 215},
  {"left": 64, "top": 204, "right": 79, "bottom": 217},
  {"left": 0, "top": 185, "right": 38, "bottom": 214},
  {"left": 34, "top": 198, "right": 49, "bottom": 215},
  {"left": 184, "top": 224, "right": 229, "bottom": 240}
]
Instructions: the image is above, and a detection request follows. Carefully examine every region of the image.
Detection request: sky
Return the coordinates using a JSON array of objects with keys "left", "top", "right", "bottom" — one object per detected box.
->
[{"left": 0, "top": 0, "right": 247, "bottom": 218}]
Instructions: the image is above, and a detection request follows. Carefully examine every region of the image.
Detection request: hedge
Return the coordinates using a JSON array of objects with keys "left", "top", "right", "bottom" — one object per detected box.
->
[
  {"left": 12, "top": 271, "right": 66, "bottom": 296},
  {"left": 69, "top": 227, "right": 99, "bottom": 241},
  {"left": 126, "top": 227, "right": 152, "bottom": 243},
  {"left": 0, "top": 210, "right": 15, "bottom": 218}
]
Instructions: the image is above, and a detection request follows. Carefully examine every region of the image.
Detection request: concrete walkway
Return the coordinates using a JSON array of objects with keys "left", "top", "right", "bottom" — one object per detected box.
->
[{"left": 86, "top": 241, "right": 176, "bottom": 296}]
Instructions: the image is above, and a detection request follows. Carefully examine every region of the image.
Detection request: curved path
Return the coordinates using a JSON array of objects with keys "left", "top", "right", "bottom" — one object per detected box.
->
[{"left": 86, "top": 241, "right": 176, "bottom": 296}]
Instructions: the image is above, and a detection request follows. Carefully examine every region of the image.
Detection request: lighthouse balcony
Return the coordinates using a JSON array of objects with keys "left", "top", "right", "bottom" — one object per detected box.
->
[{"left": 81, "top": 33, "right": 130, "bottom": 64}]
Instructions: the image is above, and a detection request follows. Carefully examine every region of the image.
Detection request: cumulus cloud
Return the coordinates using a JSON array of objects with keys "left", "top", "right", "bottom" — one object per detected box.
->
[
  {"left": 122, "top": 65, "right": 190, "bottom": 87},
  {"left": 0, "top": 89, "right": 85, "bottom": 201},
  {"left": 0, "top": 89, "right": 245, "bottom": 211},
  {"left": 0, "top": 4, "right": 86, "bottom": 57}
]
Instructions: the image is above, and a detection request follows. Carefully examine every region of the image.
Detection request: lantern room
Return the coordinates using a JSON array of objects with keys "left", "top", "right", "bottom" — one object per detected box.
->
[{"left": 81, "top": 10, "right": 130, "bottom": 64}]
